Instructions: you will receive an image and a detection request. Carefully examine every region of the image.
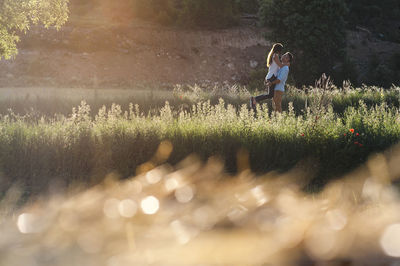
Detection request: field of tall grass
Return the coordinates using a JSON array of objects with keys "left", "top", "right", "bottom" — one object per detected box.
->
[
  {"left": 1, "top": 83, "right": 400, "bottom": 197},
  {"left": 2, "top": 83, "right": 400, "bottom": 265}
]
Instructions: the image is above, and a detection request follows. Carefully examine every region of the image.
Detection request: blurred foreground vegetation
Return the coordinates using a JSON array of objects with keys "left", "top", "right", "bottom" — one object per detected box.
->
[{"left": 2, "top": 147, "right": 400, "bottom": 265}]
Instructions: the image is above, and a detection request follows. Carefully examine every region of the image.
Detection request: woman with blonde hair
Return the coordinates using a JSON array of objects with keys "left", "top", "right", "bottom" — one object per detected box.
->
[{"left": 250, "top": 43, "right": 287, "bottom": 108}]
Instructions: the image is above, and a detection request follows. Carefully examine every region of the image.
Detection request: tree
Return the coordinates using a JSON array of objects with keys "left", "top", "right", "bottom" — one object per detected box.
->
[
  {"left": 259, "top": 0, "right": 348, "bottom": 85},
  {"left": 0, "top": 0, "right": 69, "bottom": 60}
]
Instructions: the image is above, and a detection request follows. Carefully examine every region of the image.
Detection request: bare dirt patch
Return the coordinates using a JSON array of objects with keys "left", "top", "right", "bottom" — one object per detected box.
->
[{"left": 0, "top": 19, "right": 270, "bottom": 89}]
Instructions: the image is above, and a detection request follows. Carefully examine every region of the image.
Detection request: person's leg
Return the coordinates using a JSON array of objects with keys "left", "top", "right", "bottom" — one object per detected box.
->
[
  {"left": 273, "top": 90, "right": 283, "bottom": 113},
  {"left": 255, "top": 94, "right": 270, "bottom": 102}
]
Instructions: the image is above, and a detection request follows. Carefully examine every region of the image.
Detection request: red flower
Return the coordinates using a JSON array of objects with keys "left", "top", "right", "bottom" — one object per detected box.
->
[
  {"left": 349, "top": 129, "right": 355, "bottom": 134},
  {"left": 359, "top": 143, "right": 363, "bottom": 147},
  {"left": 301, "top": 133, "right": 305, "bottom": 137},
  {"left": 354, "top": 141, "right": 359, "bottom": 145},
  {"left": 356, "top": 133, "right": 360, "bottom": 136},
  {"left": 343, "top": 133, "right": 347, "bottom": 136},
  {"left": 179, "top": 95, "right": 183, "bottom": 99}
]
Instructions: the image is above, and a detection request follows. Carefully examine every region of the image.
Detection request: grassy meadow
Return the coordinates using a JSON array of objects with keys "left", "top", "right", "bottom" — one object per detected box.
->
[
  {"left": 2, "top": 84, "right": 400, "bottom": 265},
  {"left": 1, "top": 83, "right": 400, "bottom": 197}
]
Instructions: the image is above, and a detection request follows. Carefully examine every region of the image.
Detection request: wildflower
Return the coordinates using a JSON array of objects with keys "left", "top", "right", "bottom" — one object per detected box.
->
[
  {"left": 354, "top": 141, "right": 359, "bottom": 145},
  {"left": 349, "top": 129, "right": 355, "bottom": 134},
  {"left": 359, "top": 143, "right": 363, "bottom": 147},
  {"left": 343, "top": 133, "right": 347, "bottom": 136},
  {"left": 301, "top": 133, "right": 305, "bottom": 137},
  {"left": 179, "top": 95, "right": 183, "bottom": 100},
  {"left": 356, "top": 133, "right": 360, "bottom": 136}
]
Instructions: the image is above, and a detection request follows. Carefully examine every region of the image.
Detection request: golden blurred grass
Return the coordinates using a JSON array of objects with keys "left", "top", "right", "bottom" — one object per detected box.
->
[{"left": 2, "top": 142, "right": 400, "bottom": 265}]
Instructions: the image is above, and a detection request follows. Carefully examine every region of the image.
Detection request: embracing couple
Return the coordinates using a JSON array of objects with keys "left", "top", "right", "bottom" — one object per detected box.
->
[{"left": 250, "top": 43, "right": 293, "bottom": 113}]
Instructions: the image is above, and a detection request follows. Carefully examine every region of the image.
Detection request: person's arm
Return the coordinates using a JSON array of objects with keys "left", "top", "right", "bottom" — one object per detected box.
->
[
  {"left": 267, "top": 67, "right": 288, "bottom": 85},
  {"left": 270, "top": 78, "right": 281, "bottom": 85},
  {"left": 273, "top": 53, "right": 285, "bottom": 68},
  {"left": 265, "top": 78, "right": 281, "bottom": 86}
]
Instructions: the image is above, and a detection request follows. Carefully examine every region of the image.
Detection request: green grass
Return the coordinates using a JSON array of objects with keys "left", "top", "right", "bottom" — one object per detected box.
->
[
  {"left": 1, "top": 84, "right": 400, "bottom": 196},
  {"left": 1, "top": 84, "right": 399, "bottom": 117}
]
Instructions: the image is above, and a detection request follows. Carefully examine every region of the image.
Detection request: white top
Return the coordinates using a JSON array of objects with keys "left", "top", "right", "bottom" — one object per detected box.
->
[{"left": 265, "top": 53, "right": 280, "bottom": 80}]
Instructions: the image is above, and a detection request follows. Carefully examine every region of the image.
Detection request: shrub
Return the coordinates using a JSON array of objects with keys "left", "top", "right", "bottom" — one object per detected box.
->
[
  {"left": 246, "top": 67, "right": 268, "bottom": 91},
  {"left": 366, "top": 53, "right": 400, "bottom": 88},
  {"left": 131, "top": 0, "right": 178, "bottom": 25},
  {"left": 331, "top": 57, "right": 359, "bottom": 86}
]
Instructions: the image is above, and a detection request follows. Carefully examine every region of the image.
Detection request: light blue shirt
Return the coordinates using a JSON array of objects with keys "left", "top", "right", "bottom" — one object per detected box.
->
[{"left": 274, "top": 66, "right": 289, "bottom": 92}]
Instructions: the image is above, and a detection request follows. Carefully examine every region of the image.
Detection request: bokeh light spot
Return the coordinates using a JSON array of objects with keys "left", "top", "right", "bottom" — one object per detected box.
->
[
  {"left": 141, "top": 196, "right": 160, "bottom": 215},
  {"left": 165, "top": 177, "right": 179, "bottom": 192},
  {"left": 103, "top": 198, "right": 121, "bottom": 219},
  {"left": 118, "top": 199, "right": 138, "bottom": 218},
  {"left": 326, "top": 209, "right": 347, "bottom": 231},
  {"left": 146, "top": 169, "right": 162, "bottom": 184},
  {"left": 175, "top": 185, "right": 195, "bottom": 203},
  {"left": 17, "top": 213, "right": 38, "bottom": 234},
  {"left": 380, "top": 223, "right": 400, "bottom": 257}
]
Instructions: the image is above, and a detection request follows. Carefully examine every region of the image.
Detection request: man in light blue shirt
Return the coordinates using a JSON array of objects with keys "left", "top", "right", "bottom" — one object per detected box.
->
[{"left": 267, "top": 52, "right": 293, "bottom": 112}]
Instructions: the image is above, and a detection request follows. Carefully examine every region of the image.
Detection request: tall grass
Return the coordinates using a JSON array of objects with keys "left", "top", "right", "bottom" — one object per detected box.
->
[
  {"left": 1, "top": 84, "right": 399, "bottom": 118},
  {"left": 1, "top": 90, "right": 400, "bottom": 196}
]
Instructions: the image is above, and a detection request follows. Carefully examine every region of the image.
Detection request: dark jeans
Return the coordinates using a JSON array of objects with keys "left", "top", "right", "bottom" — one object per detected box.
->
[{"left": 255, "top": 75, "right": 277, "bottom": 103}]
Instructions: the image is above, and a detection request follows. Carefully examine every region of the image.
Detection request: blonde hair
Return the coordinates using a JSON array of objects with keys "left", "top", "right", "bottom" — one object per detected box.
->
[{"left": 267, "top": 43, "right": 283, "bottom": 67}]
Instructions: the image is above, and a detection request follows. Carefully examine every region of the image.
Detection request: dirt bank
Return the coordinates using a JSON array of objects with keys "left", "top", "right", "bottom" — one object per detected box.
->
[
  {"left": 0, "top": 18, "right": 271, "bottom": 89},
  {"left": 0, "top": 17, "right": 399, "bottom": 89}
]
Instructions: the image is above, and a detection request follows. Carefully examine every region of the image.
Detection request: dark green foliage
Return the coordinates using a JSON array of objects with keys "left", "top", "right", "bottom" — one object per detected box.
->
[
  {"left": 259, "top": 0, "right": 348, "bottom": 85},
  {"left": 129, "top": 0, "right": 240, "bottom": 28},
  {"left": 131, "top": 0, "right": 178, "bottom": 25},
  {"left": 0, "top": 0, "right": 69, "bottom": 59},
  {"left": 179, "top": 0, "right": 239, "bottom": 28},
  {"left": 247, "top": 67, "right": 268, "bottom": 91},
  {"left": 346, "top": 0, "right": 400, "bottom": 42},
  {"left": 392, "top": 53, "right": 400, "bottom": 72},
  {"left": 366, "top": 53, "right": 400, "bottom": 88},
  {"left": 331, "top": 57, "right": 359, "bottom": 86},
  {"left": 238, "top": 0, "right": 260, "bottom": 13}
]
